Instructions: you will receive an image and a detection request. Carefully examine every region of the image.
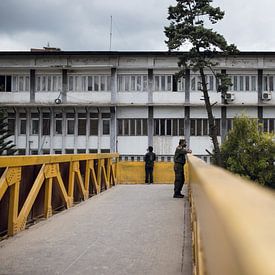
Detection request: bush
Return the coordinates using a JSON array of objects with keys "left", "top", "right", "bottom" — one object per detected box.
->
[{"left": 221, "top": 115, "right": 275, "bottom": 187}]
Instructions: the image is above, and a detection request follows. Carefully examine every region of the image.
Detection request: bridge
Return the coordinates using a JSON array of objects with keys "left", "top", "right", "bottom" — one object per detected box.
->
[{"left": 0, "top": 154, "right": 275, "bottom": 275}]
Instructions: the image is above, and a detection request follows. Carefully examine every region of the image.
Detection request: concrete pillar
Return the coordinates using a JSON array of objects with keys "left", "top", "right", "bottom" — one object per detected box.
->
[
  {"left": 258, "top": 106, "right": 263, "bottom": 125},
  {"left": 148, "top": 106, "right": 154, "bottom": 147},
  {"left": 62, "top": 108, "right": 66, "bottom": 154},
  {"left": 184, "top": 106, "right": 190, "bottom": 146},
  {"left": 111, "top": 68, "right": 117, "bottom": 104},
  {"left": 30, "top": 69, "right": 35, "bottom": 103},
  {"left": 50, "top": 108, "right": 54, "bottom": 154},
  {"left": 258, "top": 69, "right": 263, "bottom": 104},
  {"left": 185, "top": 69, "right": 190, "bottom": 103},
  {"left": 26, "top": 109, "right": 30, "bottom": 155},
  {"left": 148, "top": 69, "right": 153, "bottom": 104},
  {"left": 110, "top": 106, "right": 116, "bottom": 152},
  {"left": 62, "top": 69, "right": 68, "bottom": 103}
]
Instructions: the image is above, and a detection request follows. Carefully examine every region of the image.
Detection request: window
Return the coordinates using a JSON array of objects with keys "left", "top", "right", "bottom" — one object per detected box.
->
[
  {"left": 118, "top": 75, "right": 148, "bottom": 92},
  {"left": 230, "top": 75, "right": 257, "bottom": 92},
  {"left": 90, "top": 113, "right": 99, "bottom": 135},
  {"left": 66, "top": 113, "right": 75, "bottom": 134},
  {"left": 42, "top": 113, "right": 50, "bottom": 135},
  {"left": 78, "top": 113, "right": 86, "bottom": 135},
  {"left": 19, "top": 113, "right": 27, "bottom": 134},
  {"left": 36, "top": 75, "right": 61, "bottom": 92},
  {"left": 0, "top": 75, "right": 11, "bottom": 92},
  {"left": 190, "top": 119, "right": 220, "bottom": 136},
  {"left": 177, "top": 77, "right": 185, "bottom": 92},
  {"left": 117, "top": 119, "right": 148, "bottom": 136},
  {"left": 102, "top": 113, "right": 110, "bottom": 135},
  {"left": 75, "top": 75, "right": 111, "bottom": 92},
  {"left": 55, "top": 113, "right": 63, "bottom": 135},
  {"left": 65, "top": 149, "right": 74, "bottom": 154},
  {"left": 262, "top": 119, "right": 275, "bottom": 133},
  {"left": 154, "top": 119, "right": 184, "bottom": 136},
  {"left": 7, "top": 113, "right": 15, "bottom": 135},
  {"left": 154, "top": 75, "right": 172, "bottom": 91},
  {"left": 31, "top": 113, "right": 39, "bottom": 135},
  {"left": 263, "top": 75, "right": 274, "bottom": 91}
]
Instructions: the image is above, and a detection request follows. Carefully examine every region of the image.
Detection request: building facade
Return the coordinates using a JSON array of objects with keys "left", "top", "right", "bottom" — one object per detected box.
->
[{"left": 0, "top": 51, "right": 274, "bottom": 161}]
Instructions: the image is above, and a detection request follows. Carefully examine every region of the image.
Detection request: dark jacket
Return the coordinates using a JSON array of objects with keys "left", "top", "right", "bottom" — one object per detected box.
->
[
  {"left": 174, "top": 145, "right": 188, "bottom": 165},
  {"left": 144, "top": 152, "right": 156, "bottom": 167}
]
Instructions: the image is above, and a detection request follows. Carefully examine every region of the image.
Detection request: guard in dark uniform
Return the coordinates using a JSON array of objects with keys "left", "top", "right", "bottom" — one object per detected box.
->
[
  {"left": 144, "top": 146, "right": 156, "bottom": 184},
  {"left": 173, "top": 139, "right": 192, "bottom": 198}
]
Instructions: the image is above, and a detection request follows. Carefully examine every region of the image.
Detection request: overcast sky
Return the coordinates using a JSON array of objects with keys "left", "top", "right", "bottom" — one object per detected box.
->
[{"left": 0, "top": 0, "right": 274, "bottom": 52}]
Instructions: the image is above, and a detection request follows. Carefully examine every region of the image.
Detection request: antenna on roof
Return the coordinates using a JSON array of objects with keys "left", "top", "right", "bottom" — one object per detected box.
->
[{"left": 109, "top": 15, "right": 113, "bottom": 51}]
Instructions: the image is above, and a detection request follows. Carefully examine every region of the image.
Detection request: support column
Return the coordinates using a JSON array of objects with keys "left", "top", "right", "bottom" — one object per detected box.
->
[
  {"left": 148, "top": 106, "right": 154, "bottom": 147},
  {"left": 50, "top": 108, "right": 54, "bottom": 154},
  {"left": 185, "top": 69, "right": 190, "bottom": 103},
  {"left": 110, "top": 107, "right": 116, "bottom": 152},
  {"left": 148, "top": 69, "right": 153, "bottom": 104},
  {"left": 258, "top": 106, "right": 263, "bottom": 125},
  {"left": 258, "top": 69, "right": 263, "bottom": 104},
  {"left": 110, "top": 68, "right": 117, "bottom": 153},
  {"left": 30, "top": 69, "right": 35, "bottom": 103},
  {"left": 184, "top": 107, "right": 190, "bottom": 147},
  {"left": 62, "top": 69, "right": 68, "bottom": 103}
]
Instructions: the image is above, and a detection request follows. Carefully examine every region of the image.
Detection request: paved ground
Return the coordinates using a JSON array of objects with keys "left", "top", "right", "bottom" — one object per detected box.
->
[{"left": 0, "top": 184, "right": 192, "bottom": 275}]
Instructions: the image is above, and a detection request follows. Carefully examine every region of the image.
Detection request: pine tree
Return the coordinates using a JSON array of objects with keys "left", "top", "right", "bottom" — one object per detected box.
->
[
  {"left": 165, "top": 0, "right": 238, "bottom": 165},
  {"left": 0, "top": 108, "right": 17, "bottom": 155}
]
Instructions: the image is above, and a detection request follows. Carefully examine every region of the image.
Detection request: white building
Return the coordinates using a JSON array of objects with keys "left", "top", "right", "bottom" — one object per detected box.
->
[{"left": 0, "top": 50, "right": 274, "bottom": 161}]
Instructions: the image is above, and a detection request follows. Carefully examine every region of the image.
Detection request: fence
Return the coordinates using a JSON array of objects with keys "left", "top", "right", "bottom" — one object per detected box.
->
[
  {"left": 0, "top": 153, "right": 118, "bottom": 237},
  {"left": 187, "top": 154, "right": 275, "bottom": 275}
]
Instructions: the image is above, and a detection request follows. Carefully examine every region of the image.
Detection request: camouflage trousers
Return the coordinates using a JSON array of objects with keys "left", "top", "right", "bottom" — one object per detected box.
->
[{"left": 174, "top": 162, "right": 185, "bottom": 195}]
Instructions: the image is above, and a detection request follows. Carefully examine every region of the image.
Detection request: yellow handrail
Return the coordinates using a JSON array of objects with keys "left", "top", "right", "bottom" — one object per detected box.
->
[
  {"left": 0, "top": 153, "right": 119, "bottom": 236},
  {"left": 187, "top": 155, "right": 275, "bottom": 275}
]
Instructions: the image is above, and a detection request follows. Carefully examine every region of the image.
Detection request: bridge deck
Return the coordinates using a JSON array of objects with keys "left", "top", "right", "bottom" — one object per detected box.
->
[{"left": 0, "top": 184, "right": 192, "bottom": 275}]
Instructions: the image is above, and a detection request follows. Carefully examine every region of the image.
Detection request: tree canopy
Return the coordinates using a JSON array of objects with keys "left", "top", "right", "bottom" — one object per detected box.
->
[{"left": 165, "top": 0, "right": 238, "bottom": 165}]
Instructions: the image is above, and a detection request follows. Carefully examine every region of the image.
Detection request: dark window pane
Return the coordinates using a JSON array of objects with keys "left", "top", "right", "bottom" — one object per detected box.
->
[
  {"left": 167, "top": 119, "right": 171, "bottom": 135},
  {"left": 130, "top": 119, "right": 135, "bottom": 135},
  {"left": 78, "top": 119, "right": 86, "bottom": 135},
  {"left": 142, "top": 119, "right": 147, "bottom": 135},
  {"left": 90, "top": 119, "right": 98, "bottom": 135},
  {"left": 6, "top": 76, "right": 11, "bottom": 92},
  {"left": 67, "top": 120, "right": 75, "bottom": 134},
  {"left": 32, "top": 120, "right": 39, "bottom": 134},
  {"left": 263, "top": 119, "right": 268, "bottom": 132},
  {"left": 118, "top": 119, "right": 123, "bottom": 135},
  {"left": 0, "top": 76, "right": 5, "bottom": 91},
  {"left": 42, "top": 119, "right": 50, "bottom": 135},
  {"left": 20, "top": 119, "right": 26, "bottom": 134},
  {"left": 197, "top": 119, "right": 202, "bottom": 136},
  {"left": 160, "top": 119, "right": 165, "bottom": 135},
  {"left": 179, "top": 119, "right": 184, "bottom": 136},
  {"left": 154, "top": 119, "right": 159, "bottom": 135},
  {"left": 190, "top": 120, "right": 196, "bottom": 136},
  {"left": 103, "top": 120, "right": 110, "bottom": 135},
  {"left": 55, "top": 120, "right": 62, "bottom": 134},
  {"left": 270, "top": 119, "right": 274, "bottom": 133},
  {"left": 136, "top": 119, "right": 141, "bottom": 136},
  {"left": 8, "top": 119, "right": 15, "bottom": 135},
  {"left": 173, "top": 119, "right": 178, "bottom": 136},
  {"left": 124, "top": 119, "right": 129, "bottom": 135}
]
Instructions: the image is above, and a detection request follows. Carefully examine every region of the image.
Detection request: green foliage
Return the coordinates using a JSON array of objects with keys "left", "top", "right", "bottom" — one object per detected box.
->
[
  {"left": 164, "top": 0, "right": 238, "bottom": 71},
  {"left": 221, "top": 115, "right": 275, "bottom": 187},
  {"left": 0, "top": 108, "right": 17, "bottom": 155}
]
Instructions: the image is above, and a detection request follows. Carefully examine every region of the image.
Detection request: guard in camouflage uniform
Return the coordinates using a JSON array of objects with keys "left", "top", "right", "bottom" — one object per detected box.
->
[{"left": 173, "top": 139, "right": 192, "bottom": 198}]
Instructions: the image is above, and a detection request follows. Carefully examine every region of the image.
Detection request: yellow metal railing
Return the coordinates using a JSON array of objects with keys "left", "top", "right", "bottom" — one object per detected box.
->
[
  {"left": 0, "top": 153, "right": 119, "bottom": 236},
  {"left": 187, "top": 155, "right": 275, "bottom": 275}
]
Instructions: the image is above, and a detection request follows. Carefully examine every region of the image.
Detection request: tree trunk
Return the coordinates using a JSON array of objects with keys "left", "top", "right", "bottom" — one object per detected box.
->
[{"left": 199, "top": 67, "right": 222, "bottom": 166}]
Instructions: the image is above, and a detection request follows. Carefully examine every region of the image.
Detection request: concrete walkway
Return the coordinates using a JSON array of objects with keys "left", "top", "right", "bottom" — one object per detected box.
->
[{"left": 0, "top": 184, "right": 192, "bottom": 275}]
